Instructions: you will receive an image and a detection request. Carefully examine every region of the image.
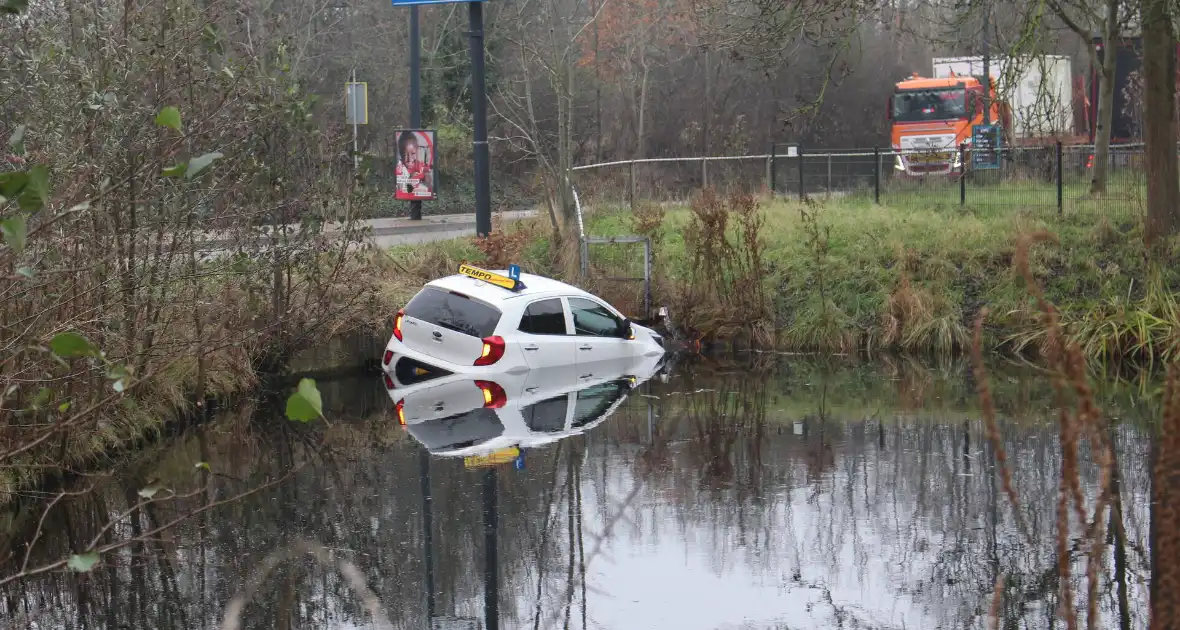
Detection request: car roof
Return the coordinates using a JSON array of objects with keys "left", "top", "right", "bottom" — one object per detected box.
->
[{"left": 425, "top": 271, "right": 592, "bottom": 306}]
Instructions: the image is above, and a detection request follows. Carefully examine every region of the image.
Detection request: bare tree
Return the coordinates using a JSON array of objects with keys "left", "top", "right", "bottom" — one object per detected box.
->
[{"left": 1140, "top": 0, "right": 1179, "bottom": 247}]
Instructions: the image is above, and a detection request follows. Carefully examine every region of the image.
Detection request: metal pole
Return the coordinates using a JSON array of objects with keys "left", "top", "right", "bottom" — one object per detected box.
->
[
  {"left": 468, "top": 1, "right": 492, "bottom": 237},
  {"left": 768, "top": 145, "right": 776, "bottom": 196},
  {"left": 701, "top": 157, "right": 708, "bottom": 190},
  {"left": 643, "top": 237, "right": 652, "bottom": 317},
  {"left": 482, "top": 468, "right": 499, "bottom": 630},
  {"left": 409, "top": 6, "right": 423, "bottom": 221},
  {"left": 827, "top": 153, "right": 832, "bottom": 194},
  {"left": 351, "top": 68, "right": 359, "bottom": 172},
  {"left": 629, "top": 160, "right": 636, "bottom": 211},
  {"left": 873, "top": 147, "right": 880, "bottom": 204},
  {"left": 797, "top": 145, "right": 805, "bottom": 201},
  {"left": 418, "top": 448, "right": 436, "bottom": 619},
  {"left": 1062, "top": 140, "right": 1071, "bottom": 217},
  {"left": 960, "top": 143, "right": 967, "bottom": 205}
]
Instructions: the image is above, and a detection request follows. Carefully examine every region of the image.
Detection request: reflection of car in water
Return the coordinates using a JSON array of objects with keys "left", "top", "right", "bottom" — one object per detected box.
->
[{"left": 384, "top": 353, "right": 664, "bottom": 459}]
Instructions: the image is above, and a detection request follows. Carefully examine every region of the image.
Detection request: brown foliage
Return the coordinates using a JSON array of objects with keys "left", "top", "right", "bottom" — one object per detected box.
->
[
  {"left": 671, "top": 189, "right": 772, "bottom": 344},
  {"left": 1152, "top": 366, "right": 1180, "bottom": 629}
]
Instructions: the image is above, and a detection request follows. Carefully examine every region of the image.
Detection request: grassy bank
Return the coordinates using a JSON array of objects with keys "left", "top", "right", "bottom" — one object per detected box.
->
[{"left": 390, "top": 192, "right": 1180, "bottom": 363}]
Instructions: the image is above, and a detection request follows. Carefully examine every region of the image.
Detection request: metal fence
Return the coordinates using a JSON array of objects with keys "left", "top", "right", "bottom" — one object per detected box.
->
[{"left": 569, "top": 143, "right": 1153, "bottom": 221}]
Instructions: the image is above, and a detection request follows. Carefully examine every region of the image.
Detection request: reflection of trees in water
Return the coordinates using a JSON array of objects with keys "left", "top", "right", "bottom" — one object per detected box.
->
[
  {"left": 0, "top": 391, "right": 575, "bottom": 630},
  {"left": 589, "top": 363, "right": 1155, "bottom": 629},
  {"left": 0, "top": 360, "right": 1161, "bottom": 629}
]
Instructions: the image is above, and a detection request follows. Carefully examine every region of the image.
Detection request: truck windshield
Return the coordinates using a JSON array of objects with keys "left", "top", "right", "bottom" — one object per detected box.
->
[{"left": 892, "top": 88, "right": 967, "bottom": 123}]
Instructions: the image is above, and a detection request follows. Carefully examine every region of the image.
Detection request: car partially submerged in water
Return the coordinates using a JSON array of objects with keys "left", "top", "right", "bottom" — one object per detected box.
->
[
  {"left": 383, "top": 352, "right": 665, "bottom": 462},
  {"left": 381, "top": 264, "right": 664, "bottom": 385}
]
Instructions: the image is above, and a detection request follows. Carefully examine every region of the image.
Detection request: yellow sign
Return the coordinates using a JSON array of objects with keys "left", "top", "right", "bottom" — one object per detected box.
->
[
  {"left": 458, "top": 264, "right": 520, "bottom": 291},
  {"left": 464, "top": 446, "right": 520, "bottom": 469}
]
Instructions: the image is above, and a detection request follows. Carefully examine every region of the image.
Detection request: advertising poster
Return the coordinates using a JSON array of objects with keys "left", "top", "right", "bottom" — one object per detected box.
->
[{"left": 394, "top": 129, "right": 438, "bottom": 201}]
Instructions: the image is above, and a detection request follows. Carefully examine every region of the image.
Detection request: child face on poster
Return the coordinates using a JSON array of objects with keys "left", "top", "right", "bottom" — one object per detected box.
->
[{"left": 397, "top": 133, "right": 432, "bottom": 194}]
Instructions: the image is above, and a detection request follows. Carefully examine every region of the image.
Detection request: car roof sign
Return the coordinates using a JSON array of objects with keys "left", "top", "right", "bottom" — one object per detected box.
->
[{"left": 458, "top": 264, "right": 526, "bottom": 292}]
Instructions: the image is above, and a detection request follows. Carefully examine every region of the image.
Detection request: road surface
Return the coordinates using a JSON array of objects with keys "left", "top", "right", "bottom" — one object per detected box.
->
[{"left": 195, "top": 210, "right": 537, "bottom": 257}]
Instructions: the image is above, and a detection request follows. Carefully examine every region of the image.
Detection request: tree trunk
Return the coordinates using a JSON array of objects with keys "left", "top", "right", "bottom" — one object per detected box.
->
[
  {"left": 593, "top": 0, "right": 603, "bottom": 163},
  {"left": 1142, "top": 0, "right": 1179, "bottom": 248},
  {"left": 637, "top": 50, "right": 649, "bottom": 160},
  {"left": 1089, "top": 0, "right": 1119, "bottom": 195}
]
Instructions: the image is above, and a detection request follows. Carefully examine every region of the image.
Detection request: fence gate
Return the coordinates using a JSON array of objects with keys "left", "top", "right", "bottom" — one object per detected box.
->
[{"left": 579, "top": 235, "right": 652, "bottom": 320}]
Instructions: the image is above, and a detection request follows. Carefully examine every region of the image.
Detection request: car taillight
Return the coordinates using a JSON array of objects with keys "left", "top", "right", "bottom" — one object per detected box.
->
[
  {"left": 393, "top": 309, "right": 405, "bottom": 342},
  {"left": 473, "top": 335, "right": 505, "bottom": 366},
  {"left": 396, "top": 399, "right": 406, "bottom": 425},
  {"left": 382, "top": 350, "right": 394, "bottom": 366},
  {"left": 474, "top": 380, "right": 507, "bottom": 409}
]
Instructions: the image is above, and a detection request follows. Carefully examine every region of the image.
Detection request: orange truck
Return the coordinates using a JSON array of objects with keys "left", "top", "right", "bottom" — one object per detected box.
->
[{"left": 887, "top": 72, "right": 1008, "bottom": 177}]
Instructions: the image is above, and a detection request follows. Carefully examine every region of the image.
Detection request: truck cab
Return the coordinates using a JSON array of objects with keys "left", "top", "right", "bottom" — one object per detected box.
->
[{"left": 889, "top": 73, "right": 1008, "bottom": 176}]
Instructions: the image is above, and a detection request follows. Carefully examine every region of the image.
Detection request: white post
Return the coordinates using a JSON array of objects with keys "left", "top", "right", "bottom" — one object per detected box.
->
[{"left": 351, "top": 68, "right": 359, "bottom": 172}]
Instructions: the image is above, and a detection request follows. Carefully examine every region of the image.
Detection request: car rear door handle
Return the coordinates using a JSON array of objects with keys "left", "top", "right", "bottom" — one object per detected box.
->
[
  {"left": 523, "top": 344, "right": 539, "bottom": 351},
  {"left": 579, "top": 345, "right": 593, "bottom": 351}
]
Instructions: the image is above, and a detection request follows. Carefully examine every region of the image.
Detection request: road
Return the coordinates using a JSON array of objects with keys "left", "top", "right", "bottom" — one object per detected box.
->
[{"left": 194, "top": 209, "right": 537, "bottom": 256}]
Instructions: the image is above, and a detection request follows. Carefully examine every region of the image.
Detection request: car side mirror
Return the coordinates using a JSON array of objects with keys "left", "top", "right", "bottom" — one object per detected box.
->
[{"left": 620, "top": 319, "right": 634, "bottom": 340}]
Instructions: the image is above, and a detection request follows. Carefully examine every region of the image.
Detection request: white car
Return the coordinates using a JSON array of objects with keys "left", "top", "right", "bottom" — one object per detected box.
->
[
  {"left": 384, "top": 352, "right": 665, "bottom": 461},
  {"left": 380, "top": 265, "right": 665, "bottom": 385}
]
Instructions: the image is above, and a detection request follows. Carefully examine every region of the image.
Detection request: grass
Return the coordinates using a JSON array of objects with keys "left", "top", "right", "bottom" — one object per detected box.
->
[{"left": 388, "top": 190, "right": 1180, "bottom": 363}]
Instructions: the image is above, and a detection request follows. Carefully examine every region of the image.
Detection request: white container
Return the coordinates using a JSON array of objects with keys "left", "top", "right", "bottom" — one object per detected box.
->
[{"left": 931, "top": 55, "right": 1073, "bottom": 139}]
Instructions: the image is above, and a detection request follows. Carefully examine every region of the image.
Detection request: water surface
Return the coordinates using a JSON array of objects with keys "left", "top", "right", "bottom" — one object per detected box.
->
[{"left": 1, "top": 356, "right": 1157, "bottom": 629}]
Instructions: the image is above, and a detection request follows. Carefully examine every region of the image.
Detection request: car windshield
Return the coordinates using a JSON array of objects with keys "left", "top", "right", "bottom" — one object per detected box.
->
[
  {"left": 404, "top": 287, "right": 501, "bottom": 338},
  {"left": 892, "top": 88, "right": 967, "bottom": 123}
]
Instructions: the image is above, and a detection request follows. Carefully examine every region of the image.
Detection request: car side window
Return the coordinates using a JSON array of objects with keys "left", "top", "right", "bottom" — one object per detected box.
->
[
  {"left": 522, "top": 394, "right": 568, "bottom": 433},
  {"left": 518, "top": 298, "right": 567, "bottom": 335},
  {"left": 571, "top": 381, "right": 628, "bottom": 428},
  {"left": 568, "top": 297, "right": 623, "bottom": 338}
]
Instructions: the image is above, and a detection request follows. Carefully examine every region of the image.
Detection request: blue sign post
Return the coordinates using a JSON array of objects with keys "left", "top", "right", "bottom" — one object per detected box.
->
[
  {"left": 971, "top": 124, "right": 1002, "bottom": 170},
  {"left": 392, "top": 0, "right": 491, "bottom": 237}
]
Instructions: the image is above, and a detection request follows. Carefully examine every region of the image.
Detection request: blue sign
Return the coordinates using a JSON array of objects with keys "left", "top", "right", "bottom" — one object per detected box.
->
[
  {"left": 971, "top": 124, "right": 1002, "bottom": 170},
  {"left": 513, "top": 454, "right": 525, "bottom": 470},
  {"left": 508, "top": 264, "right": 520, "bottom": 281},
  {"left": 392, "top": 0, "right": 484, "bottom": 6}
]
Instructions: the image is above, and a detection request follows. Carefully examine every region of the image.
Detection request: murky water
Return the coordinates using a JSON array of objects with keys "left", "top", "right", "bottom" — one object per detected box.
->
[{"left": 0, "top": 355, "right": 1158, "bottom": 630}]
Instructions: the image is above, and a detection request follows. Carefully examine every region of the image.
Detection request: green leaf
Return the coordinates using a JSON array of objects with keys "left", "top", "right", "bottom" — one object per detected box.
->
[
  {"left": 67, "top": 552, "right": 100, "bottom": 573},
  {"left": 16, "top": 266, "right": 34, "bottom": 278},
  {"left": 161, "top": 163, "right": 187, "bottom": 178},
  {"left": 112, "top": 379, "right": 126, "bottom": 393},
  {"left": 18, "top": 164, "right": 49, "bottom": 212},
  {"left": 31, "top": 387, "right": 52, "bottom": 408},
  {"left": 137, "top": 484, "right": 163, "bottom": 499},
  {"left": 184, "top": 152, "right": 223, "bottom": 179},
  {"left": 285, "top": 378, "right": 323, "bottom": 423},
  {"left": 49, "top": 332, "right": 94, "bottom": 359},
  {"left": 0, "top": 171, "right": 27, "bottom": 200},
  {"left": 8, "top": 124, "right": 26, "bottom": 155},
  {"left": 194, "top": 461, "right": 210, "bottom": 471},
  {"left": 155, "top": 106, "right": 182, "bottom": 132},
  {"left": 1, "top": 215, "right": 27, "bottom": 253},
  {"left": 58, "top": 402, "right": 71, "bottom": 413}
]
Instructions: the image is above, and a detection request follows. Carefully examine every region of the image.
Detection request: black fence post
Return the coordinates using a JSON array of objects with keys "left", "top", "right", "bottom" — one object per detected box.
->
[
  {"left": 873, "top": 146, "right": 881, "bottom": 204},
  {"left": 959, "top": 143, "right": 967, "bottom": 206},
  {"left": 797, "top": 144, "right": 805, "bottom": 201},
  {"left": 1056, "top": 141, "right": 1064, "bottom": 216},
  {"left": 769, "top": 144, "right": 777, "bottom": 196}
]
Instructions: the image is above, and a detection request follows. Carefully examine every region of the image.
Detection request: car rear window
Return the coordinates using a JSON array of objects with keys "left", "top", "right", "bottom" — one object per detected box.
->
[{"left": 404, "top": 286, "right": 502, "bottom": 338}]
